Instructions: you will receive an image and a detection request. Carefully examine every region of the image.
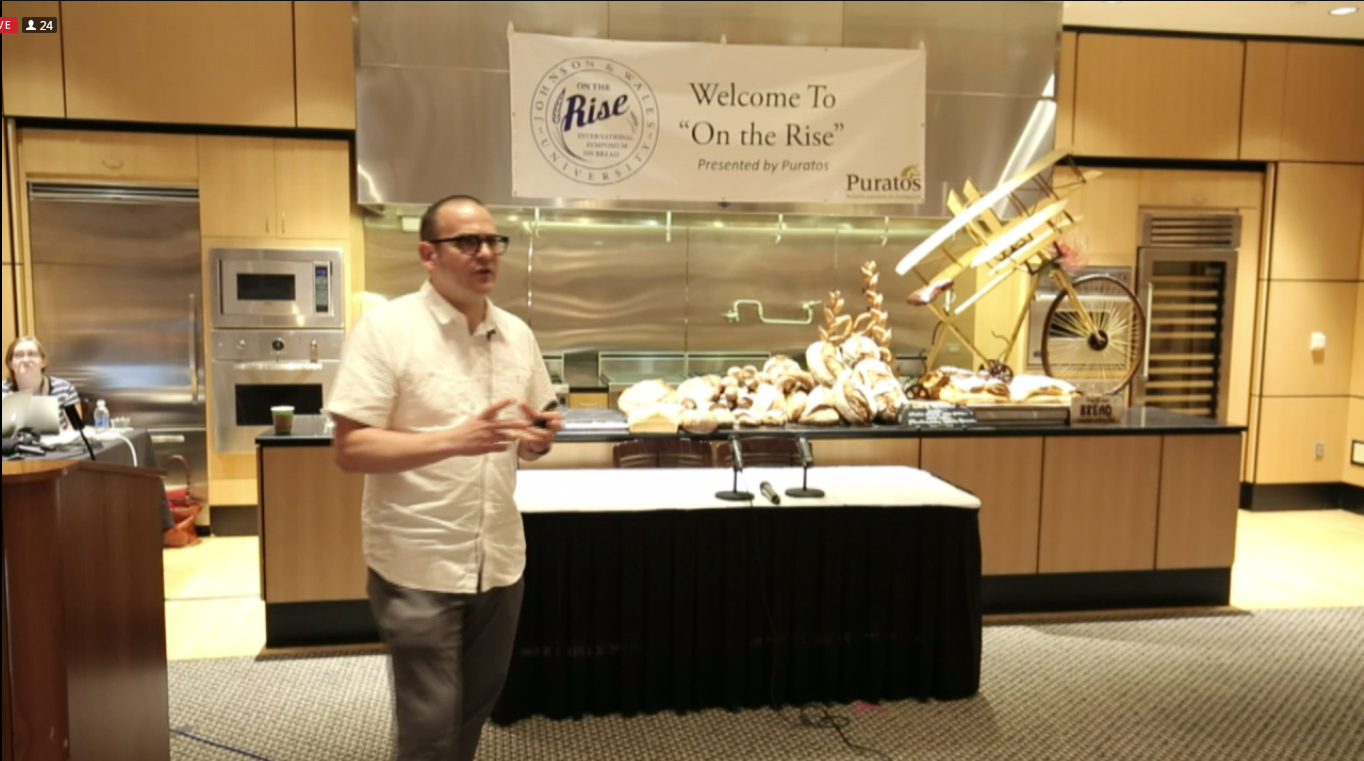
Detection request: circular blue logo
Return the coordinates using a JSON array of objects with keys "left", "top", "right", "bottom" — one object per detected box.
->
[{"left": 530, "top": 57, "right": 660, "bottom": 186}]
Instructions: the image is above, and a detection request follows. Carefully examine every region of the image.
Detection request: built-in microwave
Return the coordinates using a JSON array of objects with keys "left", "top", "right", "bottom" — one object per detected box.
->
[{"left": 210, "top": 247, "right": 345, "bottom": 329}]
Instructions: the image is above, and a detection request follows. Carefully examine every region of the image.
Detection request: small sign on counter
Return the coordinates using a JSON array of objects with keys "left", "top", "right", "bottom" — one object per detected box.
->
[
  {"left": 1070, "top": 393, "right": 1126, "bottom": 425},
  {"left": 898, "top": 404, "right": 978, "bottom": 429}
]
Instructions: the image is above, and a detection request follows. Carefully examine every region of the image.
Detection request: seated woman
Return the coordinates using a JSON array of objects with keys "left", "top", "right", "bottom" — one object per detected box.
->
[{"left": 4, "top": 335, "right": 82, "bottom": 428}]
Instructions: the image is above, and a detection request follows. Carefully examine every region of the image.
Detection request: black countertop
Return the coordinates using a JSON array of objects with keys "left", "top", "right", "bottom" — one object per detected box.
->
[{"left": 258, "top": 407, "right": 1244, "bottom": 448}]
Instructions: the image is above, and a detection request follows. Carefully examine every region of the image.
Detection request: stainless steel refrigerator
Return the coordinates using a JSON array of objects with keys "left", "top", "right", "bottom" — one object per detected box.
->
[{"left": 27, "top": 183, "right": 208, "bottom": 516}]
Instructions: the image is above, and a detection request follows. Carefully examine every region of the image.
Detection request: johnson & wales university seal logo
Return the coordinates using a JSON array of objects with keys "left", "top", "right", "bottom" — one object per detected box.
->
[{"left": 531, "top": 56, "right": 659, "bottom": 185}]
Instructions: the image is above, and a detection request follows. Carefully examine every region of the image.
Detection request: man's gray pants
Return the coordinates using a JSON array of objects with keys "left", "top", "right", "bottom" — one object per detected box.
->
[{"left": 367, "top": 569, "right": 525, "bottom": 761}]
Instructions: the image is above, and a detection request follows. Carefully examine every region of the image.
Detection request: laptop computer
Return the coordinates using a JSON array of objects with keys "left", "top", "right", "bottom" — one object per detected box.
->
[
  {"left": 26, "top": 395, "right": 65, "bottom": 435},
  {"left": 2, "top": 390, "right": 33, "bottom": 437}
]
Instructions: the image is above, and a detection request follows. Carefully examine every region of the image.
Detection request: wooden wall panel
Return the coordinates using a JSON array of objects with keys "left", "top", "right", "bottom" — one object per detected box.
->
[
  {"left": 1055, "top": 31, "right": 1077, "bottom": 150},
  {"left": 295, "top": 0, "right": 357, "bottom": 130},
  {"left": 62, "top": 1, "right": 295, "bottom": 127},
  {"left": 1038, "top": 436, "right": 1161, "bottom": 573},
  {"left": 1270, "top": 163, "right": 1364, "bottom": 282},
  {"left": 1228, "top": 208, "right": 1261, "bottom": 427},
  {"left": 1073, "top": 34, "right": 1243, "bottom": 160},
  {"left": 1255, "top": 397, "right": 1349, "bottom": 484},
  {"left": 921, "top": 437, "right": 1043, "bottom": 576},
  {"left": 2, "top": 263, "right": 17, "bottom": 353},
  {"left": 1054, "top": 166, "right": 1140, "bottom": 265},
  {"left": 1281, "top": 43, "right": 1364, "bottom": 164},
  {"left": 0, "top": 1, "right": 65, "bottom": 117},
  {"left": 1156, "top": 435, "right": 1241, "bottom": 569},
  {"left": 1239, "top": 41, "right": 1287, "bottom": 161},
  {"left": 1354, "top": 283, "right": 1364, "bottom": 400},
  {"left": 1260, "top": 282, "right": 1357, "bottom": 398}
]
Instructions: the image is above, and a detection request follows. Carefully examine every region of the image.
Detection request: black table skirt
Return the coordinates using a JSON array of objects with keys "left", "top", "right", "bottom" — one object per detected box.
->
[{"left": 492, "top": 505, "right": 982, "bottom": 725}]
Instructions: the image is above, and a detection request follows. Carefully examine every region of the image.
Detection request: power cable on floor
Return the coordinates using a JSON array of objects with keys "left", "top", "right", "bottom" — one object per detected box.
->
[{"left": 172, "top": 727, "right": 277, "bottom": 761}]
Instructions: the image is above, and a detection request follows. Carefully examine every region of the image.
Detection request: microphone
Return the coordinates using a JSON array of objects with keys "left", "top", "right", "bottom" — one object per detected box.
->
[
  {"left": 759, "top": 481, "right": 781, "bottom": 505},
  {"left": 714, "top": 435, "right": 754, "bottom": 502},
  {"left": 785, "top": 435, "right": 824, "bottom": 499},
  {"left": 64, "top": 404, "right": 98, "bottom": 461}
]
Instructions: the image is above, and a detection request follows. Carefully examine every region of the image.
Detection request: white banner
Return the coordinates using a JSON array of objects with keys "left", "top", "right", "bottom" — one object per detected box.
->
[{"left": 508, "top": 31, "right": 926, "bottom": 205}]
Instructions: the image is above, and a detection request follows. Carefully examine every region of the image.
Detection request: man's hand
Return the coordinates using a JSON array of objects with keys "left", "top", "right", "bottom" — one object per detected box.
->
[
  {"left": 517, "top": 401, "right": 564, "bottom": 458},
  {"left": 449, "top": 398, "right": 532, "bottom": 456}
]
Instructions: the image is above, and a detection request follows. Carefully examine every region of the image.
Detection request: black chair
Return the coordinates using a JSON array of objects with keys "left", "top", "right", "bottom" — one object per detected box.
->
[
  {"left": 613, "top": 439, "right": 715, "bottom": 468},
  {"left": 713, "top": 437, "right": 802, "bottom": 468}
]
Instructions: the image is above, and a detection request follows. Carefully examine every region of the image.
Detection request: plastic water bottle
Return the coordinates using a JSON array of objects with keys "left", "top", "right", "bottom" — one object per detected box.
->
[{"left": 93, "top": 399, "right": 110, "bottom": 430}]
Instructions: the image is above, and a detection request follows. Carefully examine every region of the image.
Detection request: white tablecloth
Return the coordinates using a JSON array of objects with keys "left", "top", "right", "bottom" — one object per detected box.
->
[{"left": 514, "top": 465, "right": 980, "bottom": 513}]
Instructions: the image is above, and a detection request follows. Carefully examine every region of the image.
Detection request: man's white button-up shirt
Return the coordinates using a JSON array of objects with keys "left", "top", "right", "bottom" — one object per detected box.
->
[{"left": 326, "top": 280, "right": 556, "bottom": 594}]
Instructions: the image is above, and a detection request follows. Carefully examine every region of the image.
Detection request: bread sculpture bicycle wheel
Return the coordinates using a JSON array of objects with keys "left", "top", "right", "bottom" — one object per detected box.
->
[{"left": 1039, "top": 272, "right": 1147, "bottom": 396}]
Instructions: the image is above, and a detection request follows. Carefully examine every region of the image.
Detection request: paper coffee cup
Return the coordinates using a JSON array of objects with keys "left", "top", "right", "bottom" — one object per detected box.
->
[{"left": 271, "top": 405, "right": 295, "bottom": 434}]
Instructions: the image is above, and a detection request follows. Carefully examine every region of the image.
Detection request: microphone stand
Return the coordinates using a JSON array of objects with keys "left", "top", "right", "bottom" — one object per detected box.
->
[
  {"left": 64, "top": 404, "right": 97, "bottom": 462},
  {"left": 714, "top": 434, "right": 754, "bottom": 501},
  {"left": 784, "top": 435, "right": 824, "bottom": 498}
]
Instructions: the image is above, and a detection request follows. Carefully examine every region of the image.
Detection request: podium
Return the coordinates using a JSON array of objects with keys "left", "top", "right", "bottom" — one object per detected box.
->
[{"left": 2, "top": 460, "right": 170, "bottom": 761}]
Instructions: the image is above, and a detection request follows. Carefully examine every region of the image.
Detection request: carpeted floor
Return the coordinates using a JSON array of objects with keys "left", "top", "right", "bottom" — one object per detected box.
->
[{"left": 168, "top": 606, "right": 1364, "bottom": 761}]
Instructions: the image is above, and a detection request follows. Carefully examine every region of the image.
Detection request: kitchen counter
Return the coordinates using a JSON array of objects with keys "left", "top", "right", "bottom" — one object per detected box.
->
[
  {"left": 254, "top": 404, "right": 1246, "bottom": 647},
  {"left": 257, "top": 406, "right": 1243, "bottom": 448}
]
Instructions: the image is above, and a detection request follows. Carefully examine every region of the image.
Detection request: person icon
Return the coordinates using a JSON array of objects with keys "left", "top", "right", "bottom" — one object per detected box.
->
[{"left": 26, "top": 19, "right": 35, "bottom": 30}]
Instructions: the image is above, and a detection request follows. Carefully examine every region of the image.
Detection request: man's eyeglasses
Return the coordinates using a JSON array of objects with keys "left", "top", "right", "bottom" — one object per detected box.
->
[{"left": 427, "top": 234, "right": 510, "bottom": 257}]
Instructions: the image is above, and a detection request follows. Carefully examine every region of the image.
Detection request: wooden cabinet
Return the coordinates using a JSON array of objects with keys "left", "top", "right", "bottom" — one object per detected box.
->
[
  {"left": 62, "top": 1, "right": 295, "bottom": 128},
  {"left": 1270, "top": 163, "right": 1364, "bottom": 282},
  {"left": 0, "top": 0, "right": 65, "bottom": 117},
  {"left": 1156, "top": 435, "right": 1240, "bottom": 570},
  {"left": 1242, "top": 42, "right": 1364, "bottom": 163},
  {"left": 921, "top": 437, "right": 1043, "bottom": 576},
  {"left": 18, "top": 129, "right": 199, "bottom": 183},
  {"left": 1073, "top": 34, "right": 1243, "bottom": 160},
  {"left": 1240, "top": 42, "right": 1288, "bottom": 161},
  {"left": 1281, "top": 44, "right": 1364, "bottom": 163},
  {"left": 1255, "top": 397, "right": 1349, "bottom": 484},
  {"left": 260, "top": 447, "right": 365, "bottom": 603},
  {"left": 1038, "top": 436, "right": 1161, "bottom": 573},
  {"left": 295, "top": 0, "right": 356, "bottom": 129},
  {"left": 199, "top": 136, "right": 351, "bottom": 239},
  {"left": 1138, "top": 169, "right": 1263, "bottom": 210},
  {"left": 1261, "top": 282, "right": 1357, "bottom": 398}
]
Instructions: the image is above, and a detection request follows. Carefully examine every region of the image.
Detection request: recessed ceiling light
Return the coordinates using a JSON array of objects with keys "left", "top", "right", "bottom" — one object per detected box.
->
[{"left": 1330, "top": 6, "right": 1359, "bottom": 15}]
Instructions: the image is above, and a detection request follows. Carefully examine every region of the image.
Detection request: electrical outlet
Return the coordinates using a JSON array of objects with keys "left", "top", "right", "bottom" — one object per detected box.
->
[
  {"left": 1314, "top": 442, "right": 1325, "bottom": 459},
  {"left": 946, "top": 342, "right": 962, "bottom": 353}
]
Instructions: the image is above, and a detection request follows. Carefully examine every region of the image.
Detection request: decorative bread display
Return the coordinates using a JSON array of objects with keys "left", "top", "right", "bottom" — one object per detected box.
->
[
  {"left": 910, "top": 370, "right": 1078, "bottom": 407},
  {"left": 627, "top": 403, "right": 683, "bottom": 434},
  {"left": 617, "top": 379, "right": 675, "bottom": 416},
  {"left": 614, "top": 259, "right": 911, "bottom": 430}
]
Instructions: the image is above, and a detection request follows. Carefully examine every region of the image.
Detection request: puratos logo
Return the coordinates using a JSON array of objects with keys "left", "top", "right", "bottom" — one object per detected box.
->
[
  {"left": 531, "top": 56, "right": 659, "bottom": 186},
  {"left": 845, "top": 164, "right": 924, "bottom": 194}
]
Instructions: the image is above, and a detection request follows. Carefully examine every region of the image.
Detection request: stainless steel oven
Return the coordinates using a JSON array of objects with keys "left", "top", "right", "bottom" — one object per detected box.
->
[
  {"left": 211, "top": 329, "right": 344, "bottom": 453},
  {"left": 210, "top": 247, "right": 345, "bottom": 329}
]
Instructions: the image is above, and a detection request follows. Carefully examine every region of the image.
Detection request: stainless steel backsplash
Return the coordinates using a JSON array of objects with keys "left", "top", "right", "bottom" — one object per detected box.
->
[
  {"left": 362, "top": 209, "right": 978, "bottom": 381},
  {"left": 356, "top": 0, "right": 1055, "bottom": 375}
]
